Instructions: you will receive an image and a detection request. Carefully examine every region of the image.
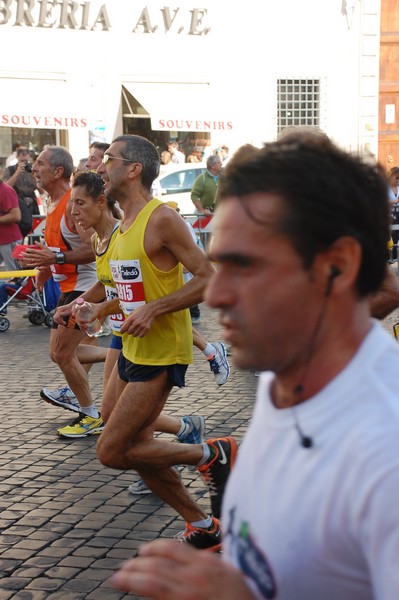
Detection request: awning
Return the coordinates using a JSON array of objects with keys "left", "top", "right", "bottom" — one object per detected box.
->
[
  {"left": 0, "top": 78, "right": 88, "bottom": 129},
  {"left": 122, "top": 82, "right": 234, "bottom": 133}
]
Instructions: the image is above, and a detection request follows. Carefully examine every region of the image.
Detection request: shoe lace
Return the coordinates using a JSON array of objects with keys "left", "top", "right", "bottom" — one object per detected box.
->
[
  {"left": 200, "top": 468, "right": 218, "bottom": 496},
  {"left": 177, "top": 523, "right": 206, "bottom": 542},
  {"left": 208, "top": 356, "right": 220, "bottom": 375},
  {"left": 69, "top": 413, "right": 93, "bottom": 426}
]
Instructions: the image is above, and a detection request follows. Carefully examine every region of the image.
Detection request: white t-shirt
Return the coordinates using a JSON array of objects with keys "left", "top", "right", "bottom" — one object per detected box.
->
[{"left": 222, "top": 322, "right": 399, "bottom": 600}]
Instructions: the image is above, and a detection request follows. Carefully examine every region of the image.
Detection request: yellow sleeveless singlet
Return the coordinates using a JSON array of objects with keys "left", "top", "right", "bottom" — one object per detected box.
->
[
  {"left": 95, "top": 223, "right": 123, "bottom": 336},
  {"left": 110, "top": 198, "right": 192, "bottom": 366}
]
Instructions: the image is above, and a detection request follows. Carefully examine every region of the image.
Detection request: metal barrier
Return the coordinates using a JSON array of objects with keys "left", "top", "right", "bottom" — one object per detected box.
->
[
  {"left": 27, "top": 214, "right": 46, "bottom": 244},
  {"left": 182, "top": 212, "right": 214, "bottom": 250}
]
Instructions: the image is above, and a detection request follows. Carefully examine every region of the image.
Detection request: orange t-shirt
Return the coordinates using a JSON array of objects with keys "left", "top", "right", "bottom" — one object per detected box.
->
[{"left": 44, "top": 190, "right": 78, "bottom": 293}]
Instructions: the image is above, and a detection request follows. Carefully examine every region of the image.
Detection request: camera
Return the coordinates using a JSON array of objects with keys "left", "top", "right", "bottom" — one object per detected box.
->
[{"left": 24, "top": 161, "right": 32, "bottom": 173}]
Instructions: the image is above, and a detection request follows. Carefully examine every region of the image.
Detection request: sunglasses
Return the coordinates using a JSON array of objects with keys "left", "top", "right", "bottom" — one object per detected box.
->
[{"left": 102, "top": 154, "right": 132, "bottom": 165}]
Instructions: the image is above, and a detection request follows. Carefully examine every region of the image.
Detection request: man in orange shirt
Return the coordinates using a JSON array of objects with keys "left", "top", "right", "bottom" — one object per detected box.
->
[{"left": 23, "top": 145, "right": 106, "bottom": 437}]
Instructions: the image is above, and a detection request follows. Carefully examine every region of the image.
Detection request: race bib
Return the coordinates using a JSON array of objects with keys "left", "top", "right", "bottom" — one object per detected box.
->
[
  {"left": 109, "top": 259, "right": 146, "bottom": 316},
  {"left": 105, "top": 285, "right": 124, "bottom": 333}
]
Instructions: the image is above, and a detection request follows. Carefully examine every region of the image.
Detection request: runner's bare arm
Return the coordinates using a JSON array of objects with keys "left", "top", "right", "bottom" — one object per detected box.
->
[{"left": 119, "top": 207, "right": 214, "bottom": 336}]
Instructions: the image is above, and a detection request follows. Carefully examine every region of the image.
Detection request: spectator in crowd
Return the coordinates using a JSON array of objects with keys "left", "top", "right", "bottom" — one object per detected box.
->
[
  {"left": 369, "top": 265, "right": 399, "bottom": 319},
  {"left": 168, "top": 141, "right": 186, "bottom": 164},
  {"left": 191, "top": 154, "right": 223, "bottom": 216},
  {"left": 111, "top": 134, "right": 399, "bottom": 600},
  {"left": 3, "top": 147, "right": 40, "bottom": 218},
  {"left": 388, "top": 166, "right": 399, "bottom": 260},
  {"left": 5, "top": 141, "right": 22, "bottom": 168},
  {"left": 216, "top": 144, "right": 231, "bottom": 165},
  {"left": 186, "top": 153, "right": 201, "bottom": 163},
  {"left": 160, "top": 150, "right": 173, "bottom": 170},
  {"left": 0, "top": 180, "right": 22, "bottom": 273}
]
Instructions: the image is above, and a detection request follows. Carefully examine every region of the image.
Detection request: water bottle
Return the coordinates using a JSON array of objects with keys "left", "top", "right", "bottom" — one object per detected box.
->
[{"left": 75, "top": 298, "right": 103, "bottom": 337}]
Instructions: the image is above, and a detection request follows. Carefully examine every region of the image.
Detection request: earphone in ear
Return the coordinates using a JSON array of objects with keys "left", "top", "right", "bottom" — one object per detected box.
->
[
  {"left": 329, "top": 265, "right": 341, "bottom": 280},
  {"left": 325, "top": 265, "right": 341, "bottom": 296}
]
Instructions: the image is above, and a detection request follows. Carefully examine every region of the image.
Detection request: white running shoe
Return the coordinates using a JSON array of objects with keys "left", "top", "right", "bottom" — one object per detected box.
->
[
  {"left": 40, "top": 387, "right": 80, "bottom": 413},
  {"left": 96, "top": 321, "right": 112, "bottom": 337},
  {"left": 208, "top": 342, "right": 230, "bottom": 385},
  {"left": 128, "top": 467, "right": 182, "bottom": 495},
  {"left": 128, "top": 480, "right": 152, "bottom": 495}
]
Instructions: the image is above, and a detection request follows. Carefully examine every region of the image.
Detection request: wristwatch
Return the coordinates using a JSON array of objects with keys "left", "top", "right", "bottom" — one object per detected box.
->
[{"left": 55, "top": 252, "right": 66, "bottom": 265}]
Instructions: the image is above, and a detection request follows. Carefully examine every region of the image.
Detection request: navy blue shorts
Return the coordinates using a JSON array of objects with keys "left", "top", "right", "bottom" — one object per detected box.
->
[
  {"left": 110, "top": 334, "right": 123, "bottom": 350},
  {"left": 118, "top": 353, "right": 187, "bottom": 387}
]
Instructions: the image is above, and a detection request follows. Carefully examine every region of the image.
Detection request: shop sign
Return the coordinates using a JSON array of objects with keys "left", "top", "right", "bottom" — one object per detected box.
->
[
  {"left": 0, "top": 1, "right": 211, "bottom": 35},
  {"left": 0, "top": 114, "right": 88, "bottom": 128},
  {"left": 155, "top": 119, "right": 233, "bottom": 132}
]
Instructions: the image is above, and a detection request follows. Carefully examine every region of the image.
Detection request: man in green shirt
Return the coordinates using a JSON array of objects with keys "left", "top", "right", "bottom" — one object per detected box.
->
[{"left": 191, "top": 155, "right": 222, "bottom": 216}]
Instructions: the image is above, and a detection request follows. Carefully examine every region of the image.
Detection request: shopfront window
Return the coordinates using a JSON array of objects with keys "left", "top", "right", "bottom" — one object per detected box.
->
[{"left": 0, "top": 127, "right": 60, "bottom": 172}]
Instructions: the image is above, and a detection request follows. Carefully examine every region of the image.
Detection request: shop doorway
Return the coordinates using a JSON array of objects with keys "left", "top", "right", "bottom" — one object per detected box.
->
[
  {"left": 379, "top": 0, "right": 399, "bottom": 171},
  {"left": 121, "top": 86, "right": 211, "bottom": 159}
]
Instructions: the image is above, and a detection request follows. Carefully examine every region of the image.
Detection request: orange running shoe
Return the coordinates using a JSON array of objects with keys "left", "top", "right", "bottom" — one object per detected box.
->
[{"left": 197, "top": 437, "right": 238, "bottom": 519}]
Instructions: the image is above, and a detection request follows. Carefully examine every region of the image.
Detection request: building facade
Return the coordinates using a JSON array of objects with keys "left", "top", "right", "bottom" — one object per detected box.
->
[{"left": 0, "top": 0, "right": 382, "bottom": 167}]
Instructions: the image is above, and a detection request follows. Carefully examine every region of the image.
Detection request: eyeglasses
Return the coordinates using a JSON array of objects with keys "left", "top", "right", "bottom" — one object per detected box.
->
[{"left": 102, "top": 154, "right": 132, "bottom": 165}]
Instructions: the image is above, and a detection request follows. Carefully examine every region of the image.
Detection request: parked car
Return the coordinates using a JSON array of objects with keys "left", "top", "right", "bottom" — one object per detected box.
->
[{"left": 153, "top": 163, "right": 206, "bottom": 215}]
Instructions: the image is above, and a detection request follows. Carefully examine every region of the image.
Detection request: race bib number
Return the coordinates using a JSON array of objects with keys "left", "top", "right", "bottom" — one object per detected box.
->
[
  {"left": 105, "top": 285, "right": 124, "bottom": 333},
  {"left": 109, "top": 260, "right": 146, "bottom": 316}
]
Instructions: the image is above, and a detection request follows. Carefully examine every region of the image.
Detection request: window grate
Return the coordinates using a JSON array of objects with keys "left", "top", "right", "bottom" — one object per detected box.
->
[{"left": 277, "top": 79, "right": 320, "bottom": 133}]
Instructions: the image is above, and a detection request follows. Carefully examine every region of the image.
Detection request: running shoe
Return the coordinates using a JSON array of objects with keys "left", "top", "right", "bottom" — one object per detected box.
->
[
  {"left": 208, "top": 342, "right": 230, "bottom": 386},
  {"left": 128, "top": 466, "right": 182, "bottom": 496},
  {"left": 57, "top": 413, "right": 104, "bottom": 438},
  {"left": 128, "top": 480, "right": 153, "bottom": 495},
  {"left": 96, "top": 321, "right": 112, "bottom": 337},
  {"left": 175, "top": 517, "right": 222, "bottom": 551},
  {"left": 197, "top": 437, "right": 238, "bottom": 519},
  {"left": 176, "top": 415, "right": 206, "bottom": 445},
  {"left": 40, "top": 386, "right": 80, "bottom": 413}
]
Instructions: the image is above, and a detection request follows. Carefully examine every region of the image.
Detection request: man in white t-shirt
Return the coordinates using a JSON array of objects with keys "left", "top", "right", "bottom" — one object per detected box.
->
[
  {"left": 167, "top": 141, "right": 185, "bottom": 164},
  {"left": 110, "top": 133, "right": 399, "bottom": 600}
]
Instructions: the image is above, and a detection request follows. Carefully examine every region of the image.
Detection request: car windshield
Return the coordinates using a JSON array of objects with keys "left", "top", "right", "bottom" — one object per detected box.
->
[{"left": 160, "top": 168, "right": 204, "bottom": 193}]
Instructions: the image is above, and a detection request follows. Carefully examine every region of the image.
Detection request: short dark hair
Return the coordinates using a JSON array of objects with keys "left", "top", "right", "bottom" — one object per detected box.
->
[
  {"left": 89, "top": 141, "right": 110, "bottom": 154},
  {"left": 218, "top": 135, "right": 390, "bottom": 297},
  {"left": 113, "top": 134, "right": 160, "bottom": 191},
  {"left": 72, "top": 171, "right": 121, "bottom": 219}
]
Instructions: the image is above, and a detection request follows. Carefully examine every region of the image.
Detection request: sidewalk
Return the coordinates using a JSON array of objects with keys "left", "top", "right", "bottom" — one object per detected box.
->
[{"left": 0, "top": 301, "right": 257, "bottom": 599}]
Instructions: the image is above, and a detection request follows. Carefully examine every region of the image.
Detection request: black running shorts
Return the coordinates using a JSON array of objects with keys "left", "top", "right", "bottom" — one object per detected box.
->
[{"left": 118, "top": 353, "right": 188, "bottom": 387}]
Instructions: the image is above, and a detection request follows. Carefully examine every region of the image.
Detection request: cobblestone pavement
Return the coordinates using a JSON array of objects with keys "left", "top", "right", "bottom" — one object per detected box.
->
[{"left": 0, "top": 300, "right": 257, "bottom": 599}]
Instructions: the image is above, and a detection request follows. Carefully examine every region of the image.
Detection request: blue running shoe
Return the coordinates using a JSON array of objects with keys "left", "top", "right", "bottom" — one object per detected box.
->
[{"left": 177, "top": 415, "right": 205, "bottom": 444}]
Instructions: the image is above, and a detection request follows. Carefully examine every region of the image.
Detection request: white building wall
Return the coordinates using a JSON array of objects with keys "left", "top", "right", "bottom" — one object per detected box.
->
[{"left": 0, "top": 0, "right": 381, "bottom": 162}]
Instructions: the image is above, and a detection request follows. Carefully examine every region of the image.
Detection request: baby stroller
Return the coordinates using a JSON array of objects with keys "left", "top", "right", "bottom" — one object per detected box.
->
[{"left": 0, "top": 270, "right": 60, "bottom": 332}]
